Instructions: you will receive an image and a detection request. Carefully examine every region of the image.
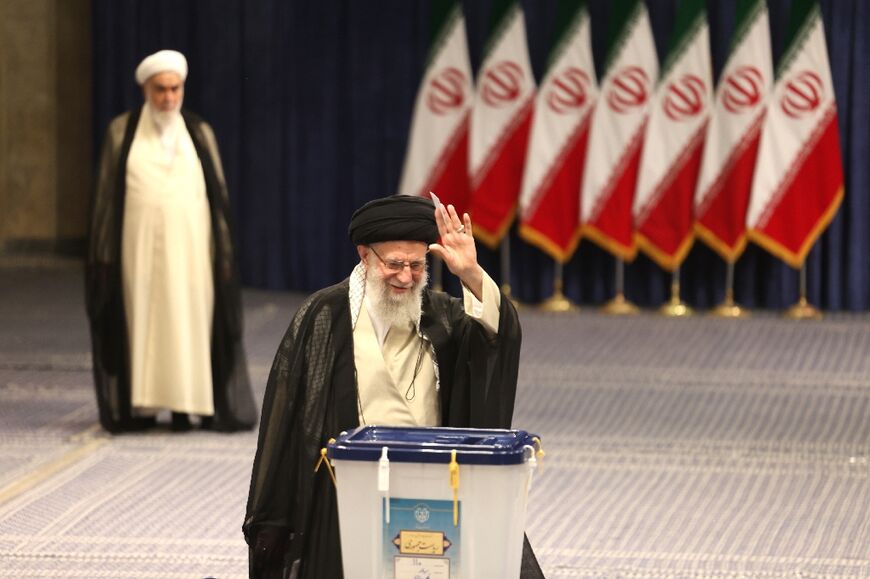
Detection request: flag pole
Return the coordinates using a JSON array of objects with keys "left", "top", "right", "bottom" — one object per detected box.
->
[
  {"left": 500, "top": 236, "right": 521, "bottom": 308},
  {"left": 659, "top": 266, "right": 693, "bottom": 317},
  {"left": 710, "top": 260, "right": 748, "bottom": 318},
  {"left": 784, "top": 263, "right": 822, "bottom": 319},
  {"left": 539, "top": 261, "right": 578, "bottom": 312},
  {"left": 601, "top": 258, "right": 639, "bottom": 315}
]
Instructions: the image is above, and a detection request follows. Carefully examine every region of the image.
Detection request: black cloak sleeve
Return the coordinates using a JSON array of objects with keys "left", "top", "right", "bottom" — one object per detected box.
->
[{"left": 243, "top": 281, "right": 357, "bottom": 578}]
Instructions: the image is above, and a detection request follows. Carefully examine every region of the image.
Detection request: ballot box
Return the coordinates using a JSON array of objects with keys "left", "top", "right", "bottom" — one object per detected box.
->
[{"left": 327, "top": 426, "right": 540, "bottom": 579}]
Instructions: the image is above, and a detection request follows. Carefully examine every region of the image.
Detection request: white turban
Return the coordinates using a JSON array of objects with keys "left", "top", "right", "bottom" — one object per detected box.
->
[{"left": 135, "top": 50, "right": 188, "bottom": 85}]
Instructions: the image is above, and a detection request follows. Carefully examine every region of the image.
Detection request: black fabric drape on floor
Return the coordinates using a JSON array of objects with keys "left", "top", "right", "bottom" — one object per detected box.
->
[{"left": 92, "top": 0, "right": 870, "bottom": 310}]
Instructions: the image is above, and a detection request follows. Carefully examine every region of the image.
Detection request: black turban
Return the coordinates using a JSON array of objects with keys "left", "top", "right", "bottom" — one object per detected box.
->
[{"left": 348, "top": 195, "right": 438, "bottom": 245}]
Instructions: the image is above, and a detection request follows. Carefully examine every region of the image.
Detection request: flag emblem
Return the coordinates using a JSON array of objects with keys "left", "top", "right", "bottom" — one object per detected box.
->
[
  {"left": 663, "top": 75, "right": 707, "bottom": 121},
  {"left": 607, "top": 66, "right": 651, "bottom": 113},
  {"left": 722, "top": 66, "right": 764, "bottom": 113},
  {"left": 426, "top": 68, "right": 468, "bottom": 115},
  {"left": 481, "top": 61, "right": 526, "bottom": 106},
  {"left": 781, "top": 70, "right": 823, "bottom": 118},
  {"left": 546, "top": 68, "right": 591, "bottom": 113}
]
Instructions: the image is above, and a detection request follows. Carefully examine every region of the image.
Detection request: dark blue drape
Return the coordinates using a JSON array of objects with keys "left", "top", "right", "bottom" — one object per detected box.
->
[{"left": 92, "top": 0, "right": 870, "bottom": 310}]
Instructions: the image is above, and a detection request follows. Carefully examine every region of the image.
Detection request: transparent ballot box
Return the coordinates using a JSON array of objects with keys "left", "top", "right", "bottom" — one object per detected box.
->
[{"left": 327, "top": 426, "right": 540, "bottom": 579}]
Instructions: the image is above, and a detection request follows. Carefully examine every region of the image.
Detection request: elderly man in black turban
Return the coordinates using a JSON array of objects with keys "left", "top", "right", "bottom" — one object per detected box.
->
[{"left": 243, "top": 195, "right": 543, "bottom": 578}]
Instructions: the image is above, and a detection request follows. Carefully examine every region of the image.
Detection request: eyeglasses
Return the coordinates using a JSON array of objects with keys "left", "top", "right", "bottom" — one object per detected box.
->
[{"left": 369, "top": 246, "right": 427, "bottom": 274}]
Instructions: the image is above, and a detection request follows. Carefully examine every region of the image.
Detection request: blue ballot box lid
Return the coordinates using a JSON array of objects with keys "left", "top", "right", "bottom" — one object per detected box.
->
[{"left": 327, "top": 426, "right": 539, "bottom": 465}]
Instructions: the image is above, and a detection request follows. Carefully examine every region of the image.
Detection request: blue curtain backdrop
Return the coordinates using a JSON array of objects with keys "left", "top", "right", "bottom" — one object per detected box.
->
[{"left": 92, "top": 0, "right": 870, "bottom": 310}]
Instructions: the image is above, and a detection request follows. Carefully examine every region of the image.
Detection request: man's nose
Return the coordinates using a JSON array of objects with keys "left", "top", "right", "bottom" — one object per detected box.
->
[{"left": 395, "top": 267, "right": 413, "bottom": 284}]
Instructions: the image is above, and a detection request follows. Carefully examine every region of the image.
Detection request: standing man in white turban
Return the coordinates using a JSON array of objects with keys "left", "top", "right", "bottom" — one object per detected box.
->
[{"left": 86, "top": 49, "right": 255, "bottom": 433}]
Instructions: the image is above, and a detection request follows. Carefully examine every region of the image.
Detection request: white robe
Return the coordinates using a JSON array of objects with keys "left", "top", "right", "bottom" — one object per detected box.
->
[{"left": 121, "top": 105, "right": 215, "bottom": 416}]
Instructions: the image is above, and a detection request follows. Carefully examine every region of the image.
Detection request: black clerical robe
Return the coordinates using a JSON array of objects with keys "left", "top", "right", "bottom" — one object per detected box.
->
[
  {"left": 244, "top": 279, "right": 544, "bottom": 578},
  {"left": 85, "top": 106, "right": 256, "bottom": 432}
]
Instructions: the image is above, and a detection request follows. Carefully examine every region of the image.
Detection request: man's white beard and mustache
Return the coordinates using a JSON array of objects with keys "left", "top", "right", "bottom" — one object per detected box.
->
[
  {"left": 147, "top": 100, "right": 183, "bottom": 133},
  {"left": 147, "top": 99, "right": 183, "bottom": 159},
  {"left": 365, "top": 255, "right": 427, "bottom": 329}
]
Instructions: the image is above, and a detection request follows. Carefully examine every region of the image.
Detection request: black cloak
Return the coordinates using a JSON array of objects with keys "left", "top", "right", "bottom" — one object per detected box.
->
[
  {"left": 85, "top": 106, "right": 256, "bottom": 432},
  {"left": 243, "top": 278, "right": 545, "bottom": 578}
]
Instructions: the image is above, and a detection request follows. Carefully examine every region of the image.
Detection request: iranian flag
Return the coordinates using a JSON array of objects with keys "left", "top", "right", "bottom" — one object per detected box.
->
[
  {"left": 518, "top": 0, "right": 597, "bottom": 263},
  {"left": 398, "top": 0, "right": 473, "bottom": 215},
  {"left": 695, "top": 0, "right": 772, "bottom": 263},
  {"left": 747, "top": 0, "right": 843, "bottom": 268},
  {"left": 469, "top": 0, "right": 536, "bottom": 248},
  {"left": 580, "top": 0, "right": 658, "bottom": 261},
  {"left": 634, "top": 0, "right": 712, "bottom": 271}
]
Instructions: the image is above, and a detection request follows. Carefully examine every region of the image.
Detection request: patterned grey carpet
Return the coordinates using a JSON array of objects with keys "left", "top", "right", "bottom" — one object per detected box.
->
[{"left": 1, "top": 261, "right": 868, "bottom": 578}]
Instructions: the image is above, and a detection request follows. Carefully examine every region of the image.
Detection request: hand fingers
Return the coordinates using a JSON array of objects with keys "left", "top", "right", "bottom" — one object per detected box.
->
[
  {"left": 447, "top": 204, "right": 463, "bottom": 231},
  {"left": 439, "top": 205, "right": 450, "bottom": 228},
  {"left": 462, "top": 213, "right": 472, "bottom": 237},
  {"left": 434, "top": 204, "right": 450, "bottom": 239},
  {"left": 428, "top": 243, "right": 445, "bottom": 260},
  {"left": 433, "top": 203, "right": 472, "bottom": 239}
]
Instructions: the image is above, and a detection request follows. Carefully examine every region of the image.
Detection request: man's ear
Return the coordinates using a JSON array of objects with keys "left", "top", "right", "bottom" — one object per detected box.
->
[{"left": 356, "top": 245, "right": 368, "bottom": 262}]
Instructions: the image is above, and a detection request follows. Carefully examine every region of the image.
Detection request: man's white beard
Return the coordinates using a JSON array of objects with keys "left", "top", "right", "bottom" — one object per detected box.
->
[
  {"left": 365, "top": 256, "right": 427, "bottom": 329},
  {"left": 147, "top": 101, "right": 182, "bottom": 133}
]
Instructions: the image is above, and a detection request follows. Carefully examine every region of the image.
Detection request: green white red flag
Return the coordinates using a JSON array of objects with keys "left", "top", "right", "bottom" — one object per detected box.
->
[
  {"left": 398, "top": 0, "right": 473, "bottom": 215},
  {"left": 469, "top": 0, "right": 536, "bottom": 248},
  {"left": 747, "top": 0, "right": 844, "bottom": 268},
  {"left": 634, "top": 0, "right": 712, "bottom": 271},
  {"left": 580, "top": 0, "right": 658, "bottom": 261},
  {"left": 518, "top": 0, "right": 597, "bottom": 263},
  {"left": 694, "top": 0, "right": 773, "bottom": 263}
]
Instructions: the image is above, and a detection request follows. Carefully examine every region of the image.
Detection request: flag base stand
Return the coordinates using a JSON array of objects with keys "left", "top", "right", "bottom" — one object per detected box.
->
[
  {"left": 601, "top": 293, "right": 639, "bottom": 315},
  {"left": 710, "top": 267, "right": 748, "bottom": 318},
  {"left": 660, "top": 269, "right": 692, "bottom": 317},
  {"left": 539, "top": 267, "right": 577, "bottom": 312},
  {"left": 659, "top": 300, "right": 693, "bottom": 317},
  {"left": 539, "top": 288, "right": 578, "bottom": 312},
  {"left": 659, "top": 296, "right": 693, "bottom": 317},
  {"left": 709, "top": 292, "right": 749, "bottom": 318},
  {"left": 709, "top": 301, "right": 749, "bottom": 318},
  {"left": 784, "top": 297, "right": 822, "bottom": 320}
]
